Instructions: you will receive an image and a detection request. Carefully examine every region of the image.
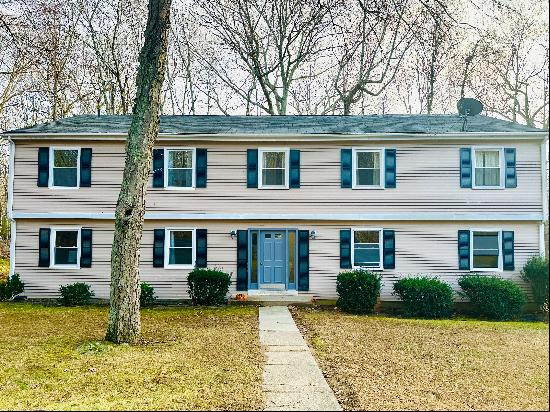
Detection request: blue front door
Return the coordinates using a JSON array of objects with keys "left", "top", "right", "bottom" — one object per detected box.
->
[{"left": 260, "top": 231, "right": 286, "bottom": 285}]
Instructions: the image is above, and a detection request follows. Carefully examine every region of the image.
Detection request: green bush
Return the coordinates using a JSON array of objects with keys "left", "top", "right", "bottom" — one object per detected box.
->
[
  {"left": 140, "top": 282, "right": 157, "bottom": 307},
  {"left": 458, "top": 275, "right": 526, "bottom": 320},
  {"left": 0, "top": 273, "right": 25, "bottom": 301},
  {"left": 336, "top": 269, "right": 381, "bottom": 314},
  {"left": 58, "top": 282, "right": 95, "bottom": 306},
  {"left": 521, "top": 256, "right": 549, "bottom": 307},
  {"left": 187, "top": 268, "right": 231, "bottom": 306},
  {"left": 393, "top": 276, "right": 454, "bottom": 318}
]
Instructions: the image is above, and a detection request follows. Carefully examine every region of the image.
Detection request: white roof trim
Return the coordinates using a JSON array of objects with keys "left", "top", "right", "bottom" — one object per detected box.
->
[{"left": 12, "top": 212, "right": 543, "bottom": 221}]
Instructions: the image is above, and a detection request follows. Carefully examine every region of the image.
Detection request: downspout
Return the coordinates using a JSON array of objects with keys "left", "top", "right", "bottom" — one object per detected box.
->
[
  {"left": 540, "top": 137, "right": 549, "bottom": 257},
  {"left": 6, "top": 136, "right": 16, "bottom": 277}
]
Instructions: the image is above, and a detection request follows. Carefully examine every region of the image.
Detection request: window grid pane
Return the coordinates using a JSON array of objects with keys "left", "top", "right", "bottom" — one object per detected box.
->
[
  {"left": 53, "top": 150, "right": 78, "bottom": 187},
  {"left": 353, "top": 230, "right": 381, "bottom": 267},
  {"left": 54, "top": 230, "right": 79, "bottom": 265},
  {"left": 54, "top": 150, "right": 78, "bottom": 167},
  {"left": 475, "top": 150, "right": 501, "bottom": 186},
  {"left": 168, "top": 230, "right": 193, "bottom": 265},
  {"left": 262, "top": 151, "right": 286, "bottom": 186},
  {"left": 167, "top": 150, "right": 193, "bottom": 187},
  {"left": 356, "top": 151, "right": 381, "bottom": 186},
  {"left": 472, "top": 232, "right": 499, "bottom": 269}
]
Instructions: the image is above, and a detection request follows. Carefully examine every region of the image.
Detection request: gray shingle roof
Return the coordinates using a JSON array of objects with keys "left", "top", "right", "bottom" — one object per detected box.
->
[{"left": 4, "top": 114, "right": 544, "bottom": 135}]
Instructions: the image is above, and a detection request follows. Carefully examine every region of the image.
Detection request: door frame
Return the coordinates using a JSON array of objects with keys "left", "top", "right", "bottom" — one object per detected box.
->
[{"left": 248, "top": 228, "right": 298, "bottom": 291}]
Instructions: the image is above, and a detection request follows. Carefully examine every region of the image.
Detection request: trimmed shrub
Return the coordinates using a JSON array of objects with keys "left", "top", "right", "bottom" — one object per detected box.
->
[
  {"left": 336, "top": 269, "right": 381, "bottom": 314},
  {"left": 58, "top": 282, "right": 95, "bottom": 306},
  {"left": 140, "top": 282, "right": 157, "bottom": 307},
  {"left": 521, "top": 256, "right": 549, "bottom": 307},
  {"left": 458, "top": 275, "right": 526, "bottom": 320},
  {"left": 0, "top": 273, "right": 25, "bottom": 301},
  {"left": 187, "top": 268, "right": 231, "bottom": 306},
  {"left": 393, "top": 276, "right": 454, "bottom": 318}
]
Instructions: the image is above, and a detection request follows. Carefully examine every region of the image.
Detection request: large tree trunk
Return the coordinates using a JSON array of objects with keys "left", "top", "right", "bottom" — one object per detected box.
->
[{"left": 106, "top": 0, "right": 172, "bottom": 344}]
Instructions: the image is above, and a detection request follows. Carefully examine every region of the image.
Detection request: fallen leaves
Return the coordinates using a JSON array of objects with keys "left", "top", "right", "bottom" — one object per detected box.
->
[{"left": 294, "top": 308, "right": 549, "bottom": 411}]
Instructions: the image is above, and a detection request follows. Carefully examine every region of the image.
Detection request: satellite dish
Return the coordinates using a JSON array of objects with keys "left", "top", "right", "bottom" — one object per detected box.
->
[{"left": 457, "top": 98, "right": 483, "bottom": 116}]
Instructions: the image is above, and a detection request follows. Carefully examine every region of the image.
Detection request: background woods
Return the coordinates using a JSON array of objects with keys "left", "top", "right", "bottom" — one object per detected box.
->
[{"left": 0, "top": 0, "right": 547, "bottom": 128}]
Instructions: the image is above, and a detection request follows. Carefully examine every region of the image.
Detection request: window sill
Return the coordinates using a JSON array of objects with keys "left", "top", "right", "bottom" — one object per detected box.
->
[
  {"left": 352, "top": 186, "right": 385, "bottom": 190},
  {"left": 470, "top": 267, "right": 502, "bottom": 272},
  {"left": 258, "top": 186, "right": 289, "bottom": 190},
  {"left": 50, "top": 265, "right": 81, "bottom": 269},
  {"left": 48, "top": 186, "right": 80, "bottom": 190},
  {"left": 353, "top": 266, "right": 383, "bottom": 271},
  {"left": 164, "top": 186, "right": 196, "bottom": 191},
  {"left": 471, "top": 186, "right": 505, "bottom": 190},
  {"left": 164, "top": 265, "right": 195, "bottom": 270}
]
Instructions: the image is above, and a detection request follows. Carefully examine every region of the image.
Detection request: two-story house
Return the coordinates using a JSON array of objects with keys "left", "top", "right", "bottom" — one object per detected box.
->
[{"left": 3, "top": 115, "right": 548, "bottom": 302}]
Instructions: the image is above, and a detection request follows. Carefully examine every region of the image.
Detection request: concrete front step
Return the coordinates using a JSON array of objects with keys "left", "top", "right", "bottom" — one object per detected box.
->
[{"left": 238, "top": 293, "right": 314, "bottom": 305}]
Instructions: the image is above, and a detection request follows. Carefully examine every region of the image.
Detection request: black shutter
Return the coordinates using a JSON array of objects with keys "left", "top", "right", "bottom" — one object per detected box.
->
[
  {"left": 247, "top": 149, "right": 258, "bottom": 188},
  {"left": 458, "top": 230, "right": 470, "bottom": 270},
  {"left": 504, "top": 148, "right": 517, "bottom": 188},
  {"left": 460, "top": 148, "right": 472, "bottom": 188},
  {"left": 340, "top": 229, "right": 351, "bottom": 269},
  {"left": 80, "top": 228, "right": 92, "bottom": 268},
  {"left": 152, "top": 149, "right": 164, "bottom": 188},
  {"left": 80, "top": 148, "right": 92, "bottom": 187},
  {"left": 37, "top": 147, "right": 49, "bottom": 187},
  {"left": 383, "top": 229, "right": 395, "bottom": 269},
  {"left": 298, "top": 230, "right": 309, "bottom": 291},
  {"left": 38, "top": 228, "right": 50, "bottom": 267},
  {"left": 385, "top": 149, "right": 396, "bottom": 188},
  {"left": 341, "top": 149, "right": 352, "bottom": 188},
  {"left": 236, "top": 230, "right": 248, "bottom": 291},
  {"left": 502, "top": 231, "right": 515, "bottom": 270},
  {"left": 196, "top": 229, "right": 207, "bottom": 268},
  {"left": 289, "top": 149, "right": 300, "bottom": 188},
  {"left": 153, "top": 229, "right": 165, "bottom": 267},
  {"left": 196, "top": 149, "right": 207, "bottom": 188}
]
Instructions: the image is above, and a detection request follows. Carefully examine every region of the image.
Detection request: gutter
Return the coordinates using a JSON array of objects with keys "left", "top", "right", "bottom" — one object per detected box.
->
[{"left": 4, "top": 131, "right": 549, "bottom": 142}]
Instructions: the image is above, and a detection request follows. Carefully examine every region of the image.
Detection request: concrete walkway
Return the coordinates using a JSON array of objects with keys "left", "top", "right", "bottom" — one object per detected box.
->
[{"left": 259, "top": 306, "right": 342, "bottom": 411}]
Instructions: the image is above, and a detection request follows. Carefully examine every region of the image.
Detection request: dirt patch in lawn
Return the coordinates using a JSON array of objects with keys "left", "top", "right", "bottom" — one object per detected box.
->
[
  {"left": 293, "top": 307, "right": 549, "bottom": 411},
  {"left": 0, "top": 303, "right": 263, "bottom": 410}
]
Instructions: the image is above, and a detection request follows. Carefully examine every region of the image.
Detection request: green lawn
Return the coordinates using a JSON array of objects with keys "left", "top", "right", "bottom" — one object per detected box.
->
[
  {"left": 293, "top": 308, "right": 549, "bottom": 411},
  {"left": 0, "top": 303, "right": 263, "bottom": 411}
]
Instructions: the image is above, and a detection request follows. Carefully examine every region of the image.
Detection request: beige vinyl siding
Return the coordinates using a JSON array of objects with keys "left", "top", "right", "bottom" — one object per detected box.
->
[
  {"left": 12, "top": 140, "right": 543, "bottom": 215},
  {"left": 14, "top": 220, "right": 539, "bottom": 300}
]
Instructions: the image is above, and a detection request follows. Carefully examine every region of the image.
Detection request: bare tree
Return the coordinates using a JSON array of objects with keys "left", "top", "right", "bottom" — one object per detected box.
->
[
  {"left": 328, "top": 0, "right": 418, "bottom": 115},
  {"left": 470, "top": 5, "right": 549, "bottom": 129},
  {"left": 81, "top": 0, "right": 147, "bottom": 115},
  {"left": 412, "top": 0, "right": 456, "bottom": 113},
  {"left": 195, "top": 0, "right": 334, "bottom": 115},
  {"left": 106, "top": 0, "right": 172, "bottom": 344}
]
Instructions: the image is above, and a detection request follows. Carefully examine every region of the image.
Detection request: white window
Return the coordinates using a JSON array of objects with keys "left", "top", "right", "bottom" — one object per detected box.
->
[
  {"left": 472, "top": 148, "right": 504, "bottom": 189},
  {"left": 470, "top": 230, "right": 501, "bottom": 271},
  {"left": 49, "top": 148, "right": 80, "bottom": 188},
  {"left": 165, "top": 148, "right": 195, "bottom": 189},
  {"left": 164, "top": 228, "right": 195, "bottom": 268},
  {"left": 259, "top": 149, "right": 289, "bottom": 189},
  {"left": 352, "top": 228, "right": 383, "bottom": 269},
  {"left": 352, "top": 148, "right": 384, "bottom": 189},
  {"left": 50, "top": 227, "right": 81, "bottom": 268}
]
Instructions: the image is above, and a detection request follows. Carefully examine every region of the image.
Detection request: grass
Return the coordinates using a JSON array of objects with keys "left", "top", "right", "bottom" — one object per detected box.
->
[
  {"left": 293, "top": 307, "right": 549, "bottom": 411},
  {"left": 0, "top": 303, "right": 263, "bottom": 410}
]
